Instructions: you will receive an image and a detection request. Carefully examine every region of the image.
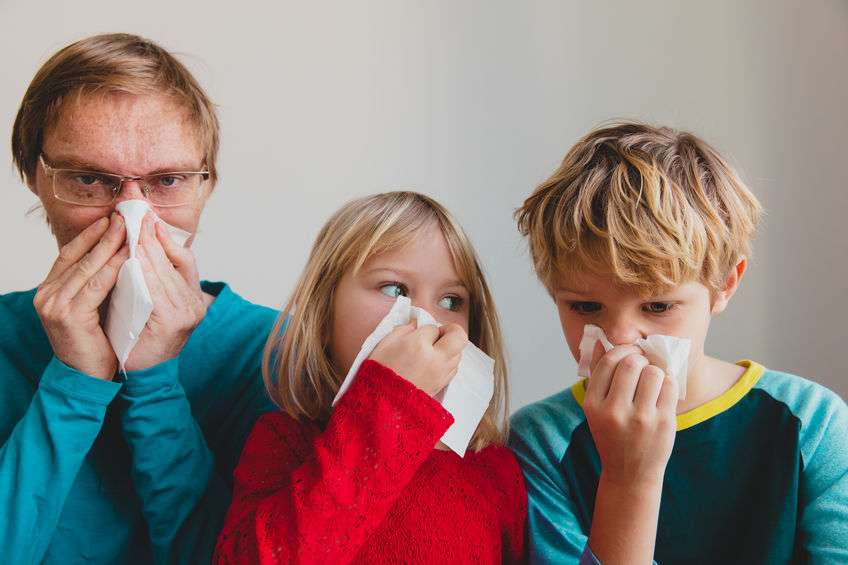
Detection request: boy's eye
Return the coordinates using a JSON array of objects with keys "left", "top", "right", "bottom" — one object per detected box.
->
[
  {"left": 643, "top": 302, "right": 673, "bottom": 314},
  {"left": 379, "top": 283, "right": 407, "bottom": 298},
  {"left": 437, "top": 295, "right": 463, "bottom": 312},
  {"left": 569, "top": 302, "right": 601, "bottom": 314}
]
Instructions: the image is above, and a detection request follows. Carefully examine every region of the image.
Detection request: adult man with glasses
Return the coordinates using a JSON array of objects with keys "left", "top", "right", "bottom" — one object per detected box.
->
[{"left": 2, "top": 34, "right": 278, "bottom": 563}]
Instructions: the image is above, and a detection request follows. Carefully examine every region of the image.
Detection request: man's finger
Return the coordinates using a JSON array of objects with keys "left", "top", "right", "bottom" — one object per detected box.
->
[{"left": 44, "top": 216, "right": 111, "bottom": 283}]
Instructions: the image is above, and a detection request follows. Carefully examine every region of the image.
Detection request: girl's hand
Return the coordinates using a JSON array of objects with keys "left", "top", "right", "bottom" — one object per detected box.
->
[
  {"left": 34, "top": 214, "right": 127, "bottom": 380},
  {"left": 369, "top": 322, "right": 467, "bottom": 396},
  {"left": 583, "top": 343, "right": 679, "bottom": 486}
]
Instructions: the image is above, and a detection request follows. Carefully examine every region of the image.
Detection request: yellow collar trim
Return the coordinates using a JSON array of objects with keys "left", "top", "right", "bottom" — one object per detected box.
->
[{"left": 570, "top": 360, "right": 766, "bottom": 432}]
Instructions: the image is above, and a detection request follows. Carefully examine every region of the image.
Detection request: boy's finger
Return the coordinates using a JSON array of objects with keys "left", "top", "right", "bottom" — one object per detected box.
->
[
  {"left": 634, "top": 364, "right": 666, "bottom": 410},
  {"left": 657, "top": 373, "right": 680, "bottom": 412},
  {"left": 607, "top": 353, "right": 648, "bottom": 405},
  {"left": 585, "top": 345, "right": 641, "bottom": 404}
]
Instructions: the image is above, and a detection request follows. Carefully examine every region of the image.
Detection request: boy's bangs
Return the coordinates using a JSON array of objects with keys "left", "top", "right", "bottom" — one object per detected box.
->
[{"left": 554, "top": 232, "right": 701, "bottom": 297}]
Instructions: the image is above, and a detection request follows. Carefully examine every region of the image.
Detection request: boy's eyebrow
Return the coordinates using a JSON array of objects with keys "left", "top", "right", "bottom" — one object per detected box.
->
[{"left": 555, "top": 287, "right": 591, "bottom": 296}]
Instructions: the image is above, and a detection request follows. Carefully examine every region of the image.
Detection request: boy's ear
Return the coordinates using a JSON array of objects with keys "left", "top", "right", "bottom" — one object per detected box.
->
[{"left": 711, "top": 257, "right": 747, "bottom": 315}]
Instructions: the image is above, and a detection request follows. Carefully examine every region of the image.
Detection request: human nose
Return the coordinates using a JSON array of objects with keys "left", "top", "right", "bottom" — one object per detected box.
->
[
  {"left": 603, "top": 313, "right": 645, "bottom": 346},
  {"left": 112, "top": 178, "right": 148, "bottom": 204}
]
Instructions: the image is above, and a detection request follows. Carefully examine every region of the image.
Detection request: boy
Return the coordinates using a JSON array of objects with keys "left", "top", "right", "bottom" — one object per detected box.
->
[{"left": 510, "top": 122, "right": 848, "bottom": 564}]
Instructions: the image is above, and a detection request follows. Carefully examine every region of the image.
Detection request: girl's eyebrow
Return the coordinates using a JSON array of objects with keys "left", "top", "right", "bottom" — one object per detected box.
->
[{"left": 363, "top": 267, "right": 467, "bottom": 290}]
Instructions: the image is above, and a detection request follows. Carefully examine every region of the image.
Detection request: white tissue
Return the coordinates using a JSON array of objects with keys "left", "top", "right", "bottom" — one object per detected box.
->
[
  {"left": 105, "top": 200, "right": 192, "bottom": 371},
  {"left": 576, "top": 324, "right": 691, "bottom": 399},
  {"left": 332, "top": 295, "right": 495, "bottom": 457}
]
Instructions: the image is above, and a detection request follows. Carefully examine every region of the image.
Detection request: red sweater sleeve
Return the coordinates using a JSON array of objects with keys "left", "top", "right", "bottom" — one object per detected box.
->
[
  {"left": 213, "top": 360, "right": 454, "bottom": 565},
  {"left": 502, "top": 451, "right": 529, "bottom": 564}
]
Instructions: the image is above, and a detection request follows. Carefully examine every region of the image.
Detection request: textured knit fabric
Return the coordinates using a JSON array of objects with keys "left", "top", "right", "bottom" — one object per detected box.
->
[
  {"left": 510, "top": 360, "right": 848, "bottom": 564},
  {"left": 0, "top": 281, "right": 277, "bottom": 564},
  {"left": 215, "top": 359, "right": 527, "bottom": 564}
]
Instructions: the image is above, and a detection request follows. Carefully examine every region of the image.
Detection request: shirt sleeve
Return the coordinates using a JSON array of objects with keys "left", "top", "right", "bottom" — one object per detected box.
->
[
  {"left": 508, "top": 420, "right": 591, "bottom": 564},
  {"left": 119, "top": 355, "right": 274, "bottom": 565},
  {"left": 796, "top": 387, "right": 848, "bottom": 563},
  {"left": 0, "top": 357, "right": 121, "bottom": 564},
  {"left": 213, "top": 360, "right": 454, "bottom": 565}
]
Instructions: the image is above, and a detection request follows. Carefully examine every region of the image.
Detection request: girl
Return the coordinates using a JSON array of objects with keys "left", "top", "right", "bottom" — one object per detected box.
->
[{"left": 214, "top": 191, "right": 526, "bottom": 564}]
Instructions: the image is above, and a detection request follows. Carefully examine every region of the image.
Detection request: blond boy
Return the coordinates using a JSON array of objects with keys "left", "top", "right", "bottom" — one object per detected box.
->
[{"left": 510, "top": 122, "right": 848, "bottom": 564}]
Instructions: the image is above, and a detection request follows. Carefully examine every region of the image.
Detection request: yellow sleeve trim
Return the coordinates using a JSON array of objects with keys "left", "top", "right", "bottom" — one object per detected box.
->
[{"left": 570, "top": 360, "right": 766, "bottom": 432}]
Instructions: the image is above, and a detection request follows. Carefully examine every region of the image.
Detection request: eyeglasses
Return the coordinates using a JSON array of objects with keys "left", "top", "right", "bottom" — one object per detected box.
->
[{"left": 39, "top": 154, "right": 210, "bottom": 207}]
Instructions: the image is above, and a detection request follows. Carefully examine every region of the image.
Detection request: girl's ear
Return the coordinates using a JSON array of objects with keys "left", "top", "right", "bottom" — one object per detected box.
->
[{"left": 711, "top": 257, "right": 747, "bottom": 315}]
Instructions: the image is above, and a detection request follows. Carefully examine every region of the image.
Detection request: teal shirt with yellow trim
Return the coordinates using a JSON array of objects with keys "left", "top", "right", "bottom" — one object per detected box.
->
[{"left": 509, "top": 361, "right": 848, "bottom": 564}]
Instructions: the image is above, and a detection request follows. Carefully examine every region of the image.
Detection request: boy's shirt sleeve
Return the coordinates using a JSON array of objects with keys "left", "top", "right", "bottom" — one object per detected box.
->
[
  {"left": 509, "top": 397, "right": 592, "bottom": 564},
  {"left": 0, "top": 357, "right": 121, "bottom": 564},
  {"left": 796, "top": 384, "right": 848, "bottom": 563}
]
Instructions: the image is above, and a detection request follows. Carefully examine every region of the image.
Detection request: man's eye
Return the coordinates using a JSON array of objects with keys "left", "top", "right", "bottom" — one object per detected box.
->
[
  {"left": 644, "top": 302, "right": 673, "bottom": 314},
  {"left": 156, "top": 175, "right": 184, "bottom": 188},
  {"left": 438, "top": 295, "right": 463, "bottom": 311},
  {"left": 72, "top": 174, "right": 103, "bottom": 186},
  {"left": 379, "top": 283, "right": 407, "bottom": 298},
  {"left": 569, "top": 302, "right": 601, "bottom": 314}
]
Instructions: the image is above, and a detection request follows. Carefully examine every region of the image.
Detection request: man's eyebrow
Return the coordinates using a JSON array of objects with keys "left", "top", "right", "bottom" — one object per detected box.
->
[{"left": 44, "top": 154, "right": 203, "bottom": 174}]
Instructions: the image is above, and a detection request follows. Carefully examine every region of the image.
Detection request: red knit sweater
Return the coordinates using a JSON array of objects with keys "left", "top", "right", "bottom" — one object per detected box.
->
[{"left": 214, "top": 360, "right": 527, "bottom": 564}]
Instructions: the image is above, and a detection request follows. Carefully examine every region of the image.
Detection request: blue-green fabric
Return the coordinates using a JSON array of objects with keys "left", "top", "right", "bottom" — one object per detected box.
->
[
  {"left": 0, "top": 281, "right": 277, "bottom": 564},
  {"left": 510, "top": 365, "right": 848, "bottom": 564}
]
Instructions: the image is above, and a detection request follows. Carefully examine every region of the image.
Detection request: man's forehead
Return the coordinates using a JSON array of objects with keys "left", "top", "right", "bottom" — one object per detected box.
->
[{"left": 44, "top": 92, "right": 203, "bottom": 174}]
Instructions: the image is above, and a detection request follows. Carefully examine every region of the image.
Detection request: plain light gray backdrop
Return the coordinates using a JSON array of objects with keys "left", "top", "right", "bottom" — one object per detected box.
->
[{"left": 1, "top": 0, "right": 846, "bottom": 411}]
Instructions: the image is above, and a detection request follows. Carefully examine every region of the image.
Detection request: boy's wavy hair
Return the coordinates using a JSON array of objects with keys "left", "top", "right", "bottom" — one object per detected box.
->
[
  {"left": 263, "top": 191, "right": 509, "bottom": 451},
  {"left": 516, "top": 121, "right": 762, "bottom": 296}
]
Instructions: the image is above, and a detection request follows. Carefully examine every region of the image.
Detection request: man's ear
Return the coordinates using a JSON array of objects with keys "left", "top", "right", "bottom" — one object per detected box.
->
[{"left": 711, "top": 257, "right": 747, "bottom": 315}]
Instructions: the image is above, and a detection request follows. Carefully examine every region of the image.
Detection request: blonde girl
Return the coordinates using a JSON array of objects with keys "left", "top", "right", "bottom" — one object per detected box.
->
[{"left": 215, "top": 191, "right": 526, "bottom": 564}]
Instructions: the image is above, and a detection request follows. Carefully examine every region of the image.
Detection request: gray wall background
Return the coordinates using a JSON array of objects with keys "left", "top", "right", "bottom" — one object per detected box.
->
[{"left": 1, "top": 0, "right": 846, "bottom": 411}]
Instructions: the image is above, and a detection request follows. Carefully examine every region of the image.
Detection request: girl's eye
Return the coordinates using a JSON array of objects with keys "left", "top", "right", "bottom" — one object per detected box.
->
[
  {"left": 569, "top": 302, "right": 601, "bottom": 315},
  {"left": 437, "top": 295, "right": 463, "bottom": 311},
  {"left": 379, "top": 283, "right": 407, "bottom": 298},
  {"left": 643, "top": 302, "right": 673, "bottom": 314}
]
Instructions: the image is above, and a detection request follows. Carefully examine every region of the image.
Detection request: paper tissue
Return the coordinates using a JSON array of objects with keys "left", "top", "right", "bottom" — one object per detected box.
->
[
  {"left": 576, "top": 324, "right": 691, "bottom": 399},
  {"left": 332, "top": 295, "right": 495, "bottom": 457},
  {"left": 104, "top": 200, "right": 192, "bottom": 371}
]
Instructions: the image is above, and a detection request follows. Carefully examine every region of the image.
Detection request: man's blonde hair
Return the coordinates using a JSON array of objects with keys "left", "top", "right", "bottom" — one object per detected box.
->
[
  {"left": 516, "top": 121, "right": 762, "bottom": 295},
  {"left": 263, "top": 191, "right": 509, "bottom": 451},
  {"left": 12, "top": 33, "right": 219, "bottom": 184}
]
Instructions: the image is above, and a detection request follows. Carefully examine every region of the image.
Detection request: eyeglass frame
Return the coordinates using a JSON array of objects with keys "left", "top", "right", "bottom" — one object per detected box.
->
[{"left": 38, "top": 153, "right": 211, "bottom": 208}]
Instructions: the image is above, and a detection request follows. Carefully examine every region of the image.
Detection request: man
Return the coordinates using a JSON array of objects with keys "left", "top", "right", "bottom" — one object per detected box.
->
[{"left": 1, "top": 33, "right": 277, "bottom": 563}]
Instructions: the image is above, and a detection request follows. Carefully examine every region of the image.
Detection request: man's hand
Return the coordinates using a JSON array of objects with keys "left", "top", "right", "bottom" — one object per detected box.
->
[
  {"left": 124, "top": 215, "right": 207, "bottom": 371},
  {"left": 34, "top": 214, "right": 127, "bottom": 380}
]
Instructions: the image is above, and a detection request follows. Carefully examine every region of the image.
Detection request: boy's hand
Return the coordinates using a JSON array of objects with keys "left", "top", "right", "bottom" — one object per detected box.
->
[
  {"left": 369, "top": 322, "right": 466, "bottom": 396},
  {"left": 584, "top": 342, "right": 679, "bottom": 485}
]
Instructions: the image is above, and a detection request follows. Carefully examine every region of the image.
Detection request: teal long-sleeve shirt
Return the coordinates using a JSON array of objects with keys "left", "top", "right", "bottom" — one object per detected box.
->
[
  {"left": 0, "top": 281, "right": 278, "bottom": 564},
  {"left": 510, "top": 360, "right": 848, "bottom": 564}
]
